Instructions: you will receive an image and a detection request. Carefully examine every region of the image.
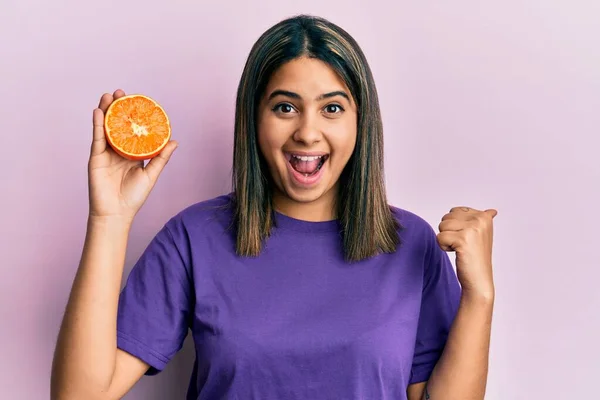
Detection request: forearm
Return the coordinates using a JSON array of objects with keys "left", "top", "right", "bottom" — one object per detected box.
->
[
  {"left": 51, "top": 216, "right": 131, "bottom": 398},
  {"left": 424, "top": 290, "right": 494, "bottom": 400}
]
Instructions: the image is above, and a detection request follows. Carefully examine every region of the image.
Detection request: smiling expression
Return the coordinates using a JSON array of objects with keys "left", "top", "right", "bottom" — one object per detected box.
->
[{"left": 257, "top": 57, "right": 358, "bottom": 215}]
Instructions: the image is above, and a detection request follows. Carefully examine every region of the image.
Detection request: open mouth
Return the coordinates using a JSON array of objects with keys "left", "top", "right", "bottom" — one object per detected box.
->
[{"left": 285, "top": 153, "right": 329, "bottom": 177}]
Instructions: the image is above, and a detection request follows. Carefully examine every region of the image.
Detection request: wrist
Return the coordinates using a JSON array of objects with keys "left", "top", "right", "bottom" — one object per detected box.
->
[
  {"left": 461, "top": 285, "right": 495, "bottom": 306},
  {"left": 87, "top": 214, "right": 134, "bottom": 232}
]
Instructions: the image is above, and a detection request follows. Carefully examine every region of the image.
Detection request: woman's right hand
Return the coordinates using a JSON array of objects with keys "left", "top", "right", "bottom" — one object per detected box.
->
[{"left": 88, "top": 89, "right": 178, "bottom": 222}]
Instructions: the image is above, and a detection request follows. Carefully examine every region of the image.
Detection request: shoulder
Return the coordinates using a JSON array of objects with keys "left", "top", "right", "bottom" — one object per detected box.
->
[
  {"left": 390, "top": 205, "right": 437, "bottom": 237},
  {"left": 163, "top": 192, "right": 235, "bottom": 240},
  {"left": 389, "top": 205, "right": 439, "bottom": 254}
]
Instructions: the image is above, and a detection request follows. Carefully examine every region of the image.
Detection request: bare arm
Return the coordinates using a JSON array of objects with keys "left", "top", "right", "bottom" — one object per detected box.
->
[
  {"left": 422, "top": 292, "right": 493, "bottom": 400},
  {"left": 408, "top": 207, "right": 497, "bottom": 400},
  {"left": 51, "top": 90, "right": 177, "bottom": 399},
  {"left": 407, "top": 293, "right": 493, "bottom": 400},
  {"left": 407, "top": 382, "right": 427, "bottom": 400},
  {"left": 50, "top": 216, "right": 149, "bottom": 400}
]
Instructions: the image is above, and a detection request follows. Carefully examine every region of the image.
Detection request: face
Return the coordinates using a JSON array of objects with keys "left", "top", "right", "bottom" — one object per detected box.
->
[{"left": 257, "top": 57, "right": 358, "bottom": 217}]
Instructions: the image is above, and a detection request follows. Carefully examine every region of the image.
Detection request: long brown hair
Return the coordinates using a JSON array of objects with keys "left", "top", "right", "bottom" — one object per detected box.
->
[{"left": 232, "top": 14, "right": 401, "bottom": 262}]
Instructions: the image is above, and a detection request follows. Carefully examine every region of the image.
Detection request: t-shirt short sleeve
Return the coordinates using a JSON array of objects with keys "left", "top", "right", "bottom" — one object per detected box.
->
[
  {"left": 116, "top": 218, "right": 192, "bottom": 375},
  {"left": 409, "top": 224, "right": 462, "bottom": 384}
]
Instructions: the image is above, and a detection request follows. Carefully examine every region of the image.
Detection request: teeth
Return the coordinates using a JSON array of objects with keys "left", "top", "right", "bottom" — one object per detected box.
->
[{"left": 292, "top": 155, "right": 323, "bottom": 161}]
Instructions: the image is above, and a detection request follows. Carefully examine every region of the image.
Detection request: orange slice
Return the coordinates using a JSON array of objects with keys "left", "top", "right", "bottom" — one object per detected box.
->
[{"left": 104, "top": 94, "right": 171, "bottom": 160}]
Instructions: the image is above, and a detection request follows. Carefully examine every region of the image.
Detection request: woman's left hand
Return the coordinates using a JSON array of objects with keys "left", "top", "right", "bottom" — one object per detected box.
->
[{"left": 437, "top": 206, "right": 498, "bottom": 299}]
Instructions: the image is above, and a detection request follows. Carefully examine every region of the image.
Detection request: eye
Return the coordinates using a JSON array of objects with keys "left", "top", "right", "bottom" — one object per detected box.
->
[
  {"left": 324, "top": 104, "right": 344, "bottom": 114},
  {"left": 272, "top": 103, "right": 296, "bottom": 114}
]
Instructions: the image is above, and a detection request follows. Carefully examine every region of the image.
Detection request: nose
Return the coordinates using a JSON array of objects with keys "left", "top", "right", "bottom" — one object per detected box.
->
[{"left": 293, "top": 114, "right": 322, "bottom": 146}]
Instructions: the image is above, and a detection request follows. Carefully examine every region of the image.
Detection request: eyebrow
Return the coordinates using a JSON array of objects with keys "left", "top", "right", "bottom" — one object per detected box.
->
[{"left": 267, "top": 89, "right": 350, "bottom": 102}]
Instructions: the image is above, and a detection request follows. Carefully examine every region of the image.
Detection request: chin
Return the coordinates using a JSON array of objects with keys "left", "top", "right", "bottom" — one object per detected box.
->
[{"left": 281, "top": 184, "right": 330, "bottom": 204}]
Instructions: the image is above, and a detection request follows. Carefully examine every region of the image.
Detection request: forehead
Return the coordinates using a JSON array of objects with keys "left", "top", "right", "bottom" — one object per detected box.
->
[{"left": 265, "top": 57, "right": 349, "bottom": 96}]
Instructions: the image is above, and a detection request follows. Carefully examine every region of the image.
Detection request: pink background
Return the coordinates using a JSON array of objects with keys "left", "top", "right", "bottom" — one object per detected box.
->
[{"left": 2, "top": 1, "right": 599, "bottom": 399}]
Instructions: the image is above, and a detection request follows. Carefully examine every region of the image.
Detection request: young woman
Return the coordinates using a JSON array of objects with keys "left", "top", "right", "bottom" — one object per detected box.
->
[{"left": 51, "top": 15, "right": 497, "bottom": 400}]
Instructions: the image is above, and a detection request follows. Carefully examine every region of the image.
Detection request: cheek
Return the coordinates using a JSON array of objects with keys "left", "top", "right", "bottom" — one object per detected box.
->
[
  {"left": 330, "top": 122, "right": 358, "bottom": 161},
  {"left": 259, "top": 116, "right": 291, "bottom": 150},
  {"left": 257, "top": 115, "right": 273, "bottom": 155},
  {"left": 256, "top": 130, "right": 269, "bottom": 160},
  {"left": 257, "top": 120, "right": 286, "bottom": 166}
]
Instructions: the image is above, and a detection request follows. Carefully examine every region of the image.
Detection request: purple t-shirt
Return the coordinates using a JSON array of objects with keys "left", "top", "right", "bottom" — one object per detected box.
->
[{"left": 117, "top": 194, "right": 461, "bottom": 399}]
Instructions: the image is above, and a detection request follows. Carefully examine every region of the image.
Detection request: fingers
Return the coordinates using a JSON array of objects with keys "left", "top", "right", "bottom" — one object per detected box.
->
[
  {"left": 113, "top": 89, "right": 126, "bottom": 100},
  {"left": 443, "top": 206, "right": 497, "bottom": 222},
  {"left": 485, "top": 209, "right": 498, "bottom": 218},
  {"left": 436, "top": 231, "right": 460, "bottom": 252},
  {"left": 98, "top": 93, "right": 113, "bottom": 113},
  {"left": 91, "top": 108, "right": 107, "bottom": 156},
  {"left": 144, "top": 141, "right": 179, "bottom": 183},
  {"left": 439, "top": 218, "right": 464, "bottom": 233},
  {"left": 92, "top": 90, "right": 127, "bottom": 156},
  {"left": 449, "top": 206, "right": 478, "bottom": 214},
  {"left": 442, "top": 207, "right": 473, "bottom": 222},
  {"left": 98, "top": 89, "right": 125, "bottom": 112}
]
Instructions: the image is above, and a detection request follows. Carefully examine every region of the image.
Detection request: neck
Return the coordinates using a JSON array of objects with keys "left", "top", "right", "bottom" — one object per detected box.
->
[{"left": 272, "top": 188, "right": 337, "bottom": 222}]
